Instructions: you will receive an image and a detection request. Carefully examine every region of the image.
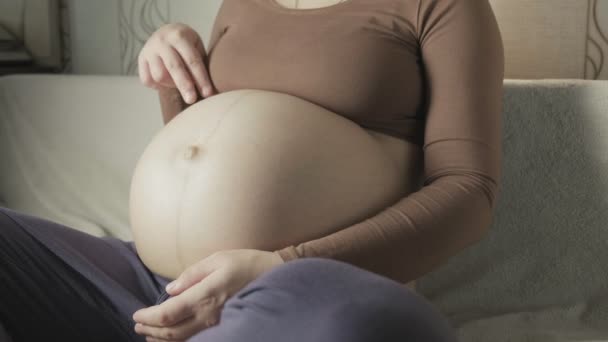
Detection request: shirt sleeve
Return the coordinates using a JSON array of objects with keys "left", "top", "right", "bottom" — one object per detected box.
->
[{"left": 274, "top": 0, "right": 505, "bottom": 284}]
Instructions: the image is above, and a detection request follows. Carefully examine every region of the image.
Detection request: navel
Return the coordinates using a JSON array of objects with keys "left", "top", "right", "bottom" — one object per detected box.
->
[{"left": 183, "top": 145, "right": 202, "bottom": 160}]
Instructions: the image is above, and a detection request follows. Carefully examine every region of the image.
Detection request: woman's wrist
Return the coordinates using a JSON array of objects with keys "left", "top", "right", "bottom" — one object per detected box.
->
[{"left": 273, "top": 246, "right": 299, "bottom": 263}]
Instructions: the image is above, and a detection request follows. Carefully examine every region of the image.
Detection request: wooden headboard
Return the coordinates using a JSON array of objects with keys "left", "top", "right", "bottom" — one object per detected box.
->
[{"left": 0, "top": 0, "right": 62, "bottom": 69}]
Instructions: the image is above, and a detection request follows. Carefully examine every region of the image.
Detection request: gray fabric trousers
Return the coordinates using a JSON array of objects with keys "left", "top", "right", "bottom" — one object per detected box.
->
[{"left": 0, "top": 206, "right": 459, "bottom": 342}]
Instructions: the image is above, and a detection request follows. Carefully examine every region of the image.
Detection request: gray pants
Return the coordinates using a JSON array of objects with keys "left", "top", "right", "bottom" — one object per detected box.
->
[{"left": 0, "top": 206, "right": 459, "bottom": 342}]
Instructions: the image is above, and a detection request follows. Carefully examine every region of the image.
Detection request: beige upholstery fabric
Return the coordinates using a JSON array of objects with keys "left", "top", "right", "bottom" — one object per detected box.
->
[{"left": 0, "top": 74, "right": 161, "bottom": 239}]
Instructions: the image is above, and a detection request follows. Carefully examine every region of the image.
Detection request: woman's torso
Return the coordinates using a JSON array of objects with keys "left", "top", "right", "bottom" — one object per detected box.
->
[
  {"left": 129, "top": 90, "right": 423, "bottom": 282},
  {"left": 130, "top": 0, "right": 425, "bottom": 292},
  {"left": 207, "top": 0, "right": 426, "bottom": 146}
]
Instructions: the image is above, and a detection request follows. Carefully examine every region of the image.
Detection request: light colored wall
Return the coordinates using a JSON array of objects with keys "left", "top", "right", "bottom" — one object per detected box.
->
[
  {"left": 59, "top": 0, "right": 608, "bottom": 80},
  {"left": 490, "top": 0, "right": 608, "bottom": 80},
  {"left": 63, "top": 0, "right": 122, "bottom": 74},
  {"left": 61, "top": 0, "right": 221, "bottom": 75}
]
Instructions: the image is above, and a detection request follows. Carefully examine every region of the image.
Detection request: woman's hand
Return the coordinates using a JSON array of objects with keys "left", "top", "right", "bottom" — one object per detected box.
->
[
  {"left": 138, "top": 22, "right": 216, "bottom": 104},
  {"left": 132, "top": 249, "right": 285, "bottom": 341}
]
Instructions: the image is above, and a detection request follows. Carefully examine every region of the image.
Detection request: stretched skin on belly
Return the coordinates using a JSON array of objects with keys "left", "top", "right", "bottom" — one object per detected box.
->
[{"left": 129, "top": 89, "right": 415, "bottom": 280}]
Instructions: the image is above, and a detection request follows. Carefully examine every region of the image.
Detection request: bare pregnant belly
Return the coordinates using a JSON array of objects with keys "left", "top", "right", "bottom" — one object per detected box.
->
[{"left": 129, "top": 89, "right": 423, "bottom": 283}]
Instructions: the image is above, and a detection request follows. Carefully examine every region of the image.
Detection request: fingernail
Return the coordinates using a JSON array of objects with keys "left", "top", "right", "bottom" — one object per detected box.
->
[
  {"left": 185, "top": 92, "right": 195, "bottom": 103},
  {"left": 203, "top": 86, "right": 212, "bottom": 97},
  {"left": 166, "top": 281, "right": 177, "bottom": 292}
]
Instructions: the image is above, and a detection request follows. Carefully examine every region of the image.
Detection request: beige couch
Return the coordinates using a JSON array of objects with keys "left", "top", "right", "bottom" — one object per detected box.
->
[{"left": 1, "top": 74, "right": 607, "bottom": 341}]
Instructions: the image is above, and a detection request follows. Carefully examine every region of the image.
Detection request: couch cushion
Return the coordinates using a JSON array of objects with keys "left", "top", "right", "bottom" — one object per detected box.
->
[
  {"left": 0, "top": 74, "right": 162, "bottom": 239},
  {"left": 416, "top": 78, "right": 608, "bottom": 340}
]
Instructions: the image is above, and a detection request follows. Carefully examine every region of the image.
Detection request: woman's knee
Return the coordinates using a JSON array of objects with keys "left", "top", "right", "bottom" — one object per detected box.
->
[
  {"left": 255, "top": 257, "right": 375, "bottom": 285},
  {"left": 252, "top": 257, "right": 405, "bottom": 297},
  {"left": 311, "top": 292, "right": 459, "bottom": 342},
  {"left": 250, "top": 257, "right": 459, "bottom": 341},
  {"left": 0, "top": 208, "right": 57, "bottom": 266},
  {"left": 0, "top": 207, "right": 25, "bottom": 243}
]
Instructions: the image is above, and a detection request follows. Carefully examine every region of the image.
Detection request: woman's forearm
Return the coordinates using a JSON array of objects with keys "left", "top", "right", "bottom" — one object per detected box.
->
[
  {"left": 158, "top": 87, "right": 196, "bottom": 125},
  {"left": 273, "top": 172, "right": 499, "bottom": 285}
]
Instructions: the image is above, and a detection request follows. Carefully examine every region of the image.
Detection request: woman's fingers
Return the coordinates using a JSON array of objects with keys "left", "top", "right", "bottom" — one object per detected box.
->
[
  {"left": 148, "top": 54, "right": 175, "bottom": 88},
  {"left": 159, "top": 46, "right": 199, "bottom": 104},
  {"left": 138, "top": 23, "right": 214, "bottom": 102},
  {"left": 135, "top": 313, "right": 215, "bottom": 342},
  {"left": 194, "top": 37, "right": 216, "bottom": 97},
  {"left": 133, "top": 296, "right": 193, "bottom": 328},
  {"left": 139, "top": 58, "right": 159, "bottom": 90},
  {"left": 133, "top": 280, "right": 222, "bottom": 341},
  {"left": 172, "top": 38, "right": 213, "bottom": 98},
  {"left": 133, "top": 272, "right": 222, "bottom": 327}
]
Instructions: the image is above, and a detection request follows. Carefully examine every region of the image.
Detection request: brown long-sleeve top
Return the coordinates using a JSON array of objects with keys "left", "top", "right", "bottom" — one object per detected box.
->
[{"left": 157, "top": 0, "right": 504, "bottom": 285}]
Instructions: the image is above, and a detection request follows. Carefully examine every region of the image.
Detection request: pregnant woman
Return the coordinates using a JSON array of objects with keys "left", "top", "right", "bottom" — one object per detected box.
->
[{"left": 0, "top": 0, "right": 504, "bottom": 341}]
